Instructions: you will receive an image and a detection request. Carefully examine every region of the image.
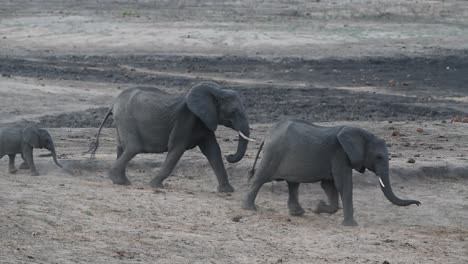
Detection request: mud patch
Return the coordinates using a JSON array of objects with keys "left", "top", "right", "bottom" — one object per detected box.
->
[
  {"left": 33, "top": 88, "right": 466, "bottom": 128},
  {"left": 2, "top": 54, "right": 467, "bottom": 128},
  {"left": 37, "top": 108, "right": 113, "bottom": 128},
  {"left": 2, "top": 54, "right": 468, "bottom": 96},
  {"left": 238, "top": 86, "right": 467, "bottom": 123}
]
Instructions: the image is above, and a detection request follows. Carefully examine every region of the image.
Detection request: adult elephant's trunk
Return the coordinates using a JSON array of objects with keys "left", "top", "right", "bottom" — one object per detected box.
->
[
  {"left": 378, "top": 171, "right": 420, "bottom": 206},
  {"left": 46, "top": 144, "right": 63, "bottom": 168},
  {"left": 226, "top": 119, "right": 251, "bottom": 163}
]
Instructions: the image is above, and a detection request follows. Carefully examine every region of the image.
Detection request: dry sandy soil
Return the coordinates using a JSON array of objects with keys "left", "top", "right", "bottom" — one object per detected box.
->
[{"left": 1, "top": 1, "right": 468, "bottom": 263}]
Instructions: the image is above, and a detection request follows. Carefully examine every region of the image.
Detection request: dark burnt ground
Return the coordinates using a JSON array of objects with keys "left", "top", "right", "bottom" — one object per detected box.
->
[
  {"left": 35, "top": 87, "right": 466, "bottom": 128},
  {"left": 1, "top": 54, "right": 467, "bottom": 127}
]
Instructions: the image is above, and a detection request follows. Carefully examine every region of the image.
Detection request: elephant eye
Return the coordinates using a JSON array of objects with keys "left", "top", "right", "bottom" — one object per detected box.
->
[{"left": 376, "top": 155, "right": 383, "bottom": 160}]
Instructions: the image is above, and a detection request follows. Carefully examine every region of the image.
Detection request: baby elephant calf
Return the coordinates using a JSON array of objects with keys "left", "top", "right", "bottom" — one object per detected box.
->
[
  {"left": 0, "top": 124, "right": 62, "bottom": 176},
  {"left": 242, "top": 119, "right": 420, "bottom": 226}
]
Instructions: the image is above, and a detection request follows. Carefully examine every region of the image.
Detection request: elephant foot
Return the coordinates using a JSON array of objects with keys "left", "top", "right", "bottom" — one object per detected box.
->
[
  {"left": 109, "top": 171, "right": 131, "bottom": 185},
  {"left": 9, "top": 168, "right": 18, "bottom": 174},
  {"left": 217, "top": 184, "right": 234, "bottom": 193},
  {"left": 149, "top": 178, "right": 164, "bottom": 188},
  {"left": 288, "top": 205, "right": 305, "bottom": 216},
  {"left": 342, "top": 218, "right": 358, "bottom": 227},
  {"left": 314, "top": 200, "right": 339, "bottom": 214},
  {"left": 31, "top": 171, "right": 40, "bottom": 176},
  {"left": 112, "top": 178, "right": 131, "bottom": 186},
  {"left": 19, "top": 162, "right": 30, "bottom": 170},
  {"left": 241, "top": 200, "right": 257, "bottom": 211}
]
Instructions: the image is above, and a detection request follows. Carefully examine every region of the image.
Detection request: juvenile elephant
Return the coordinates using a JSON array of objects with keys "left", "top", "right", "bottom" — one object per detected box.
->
[
  {"left": 88, "top": 82, "right": 253, "bottom": 192},
  {"left": 0, "top": 124, "right": 62, "bottom": 176},
  {"left": 242, "top": 119, "right": 420, "bottom": 226}
]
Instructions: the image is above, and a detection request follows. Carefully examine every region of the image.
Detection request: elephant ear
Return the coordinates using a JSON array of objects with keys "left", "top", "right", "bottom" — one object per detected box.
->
[
  {"left": 185, "top": 82, "right": 219, "bottom": 131},
  {"left": 22, "top": 126, "right": 41, "bottom": 148},
  {"left": 337, "top": 126, "right": 366, "bottom": 172}
]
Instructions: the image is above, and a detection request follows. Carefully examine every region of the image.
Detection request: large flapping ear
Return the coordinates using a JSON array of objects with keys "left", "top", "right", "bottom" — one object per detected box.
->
[
  {"left": 185, "top": 82, "right": 220, "bottom": 131},
  {"left": 337, "top": 126, "right": 367, "bottom": 172},
  {"left": 22, "top": 126, "right": 41, "bottom": 148},
  {"left": 37, "top": 128, "right": 50, "bottom": 139}
]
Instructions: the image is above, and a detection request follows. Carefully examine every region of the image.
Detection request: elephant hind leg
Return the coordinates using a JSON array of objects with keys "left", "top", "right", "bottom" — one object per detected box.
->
[
  {"left": 116, "top": 145, "right": 124, "bottom": 159},
  {"left": 8, "top": 154, "right": 17, "bottom": 173},
  {"left": 287, "top": 181, "right": 305, "bottom": 216},
  {"left": 109, "top": 149, "right": 138, "bottom": 185},
  {"left": 242, "top": 150, "right": 282, "bottom": 211},
  {"left": 116, "top": 128, "right": 124, "bottom": 160},
  {"left": 315, "top": 180, "right": 339, "bottom": 214},
  {"left": 241, "top": 163, "right": 274, "bottom": 210},
  {"left": 241, "top": 176, "right": 267, "bottom": 211}
]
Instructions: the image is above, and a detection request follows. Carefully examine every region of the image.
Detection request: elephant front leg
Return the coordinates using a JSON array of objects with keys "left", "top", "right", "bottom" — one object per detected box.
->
[
  {"left": 287, "top": 181, "right": 305, "bottom": 216},
  {"left": 22, "top": 147, "right": 39, "bottom": 176},
  {"left": 19, "top": 153, "right": 30, "bottom": 170},
  {"left": 315, "top": 180, "right": 339, "bottom": 214},
  {"left": 334, "top": 168, "right": 357, "bottom": 226},
  {"left": 198, "top": 134, "right": 234, "bottom": 193},
  {"left": 8, "top": 154, "right": 17, "bottom": 173},
  {"left": 150, "top": 146, "right": 186, "bottom": 188}
]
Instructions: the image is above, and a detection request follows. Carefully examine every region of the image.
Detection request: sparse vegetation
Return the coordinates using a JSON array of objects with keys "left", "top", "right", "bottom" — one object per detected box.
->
[
  {"left": 121, "top": 9, "right": 140, "bottom": 17},
  {"left": 82, "top": 210, "right": 94, "bottom": 216}
]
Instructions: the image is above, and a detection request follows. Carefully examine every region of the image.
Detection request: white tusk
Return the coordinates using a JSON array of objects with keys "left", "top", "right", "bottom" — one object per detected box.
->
[
  {"left": 378, "top": 177, "right": 385, "bottom": 188},
  {"left": 238, "top": 131, "right": 255, "bottom": 142}
]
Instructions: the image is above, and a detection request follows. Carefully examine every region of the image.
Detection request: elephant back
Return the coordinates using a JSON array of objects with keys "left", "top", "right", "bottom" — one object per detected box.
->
[
  {"left": 111, "top": 87, "right": 185, "bottom": 152},
  {"left": 113, "top": 87, "right": 182, "bottom": 122}
]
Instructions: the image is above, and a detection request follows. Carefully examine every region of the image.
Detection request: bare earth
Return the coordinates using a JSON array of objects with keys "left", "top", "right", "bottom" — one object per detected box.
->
[{"left": 0, "top": 1, "right": 467, "bottom": 264}]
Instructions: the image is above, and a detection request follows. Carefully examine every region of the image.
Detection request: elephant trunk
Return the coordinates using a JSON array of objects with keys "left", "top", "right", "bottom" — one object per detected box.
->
[
  {"left": 46, "top": 144, "right": 63, "bottom": 168},
  {"left": 226, "top": 119, "right": 250, "bottom": 163},
  {"left": 378, "top": 171, "right": 420, "bottom": 206}
]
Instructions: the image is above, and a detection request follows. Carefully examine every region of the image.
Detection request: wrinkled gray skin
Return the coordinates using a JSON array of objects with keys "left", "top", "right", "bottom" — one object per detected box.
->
[
  {"left": 243, "top": 119, "right": 420, "bottom": 226},
  {"left": 88, "top": 82, "right": 251, "bottom": 192},
  {"left": 0, "top": 125, "right": 62, "bottom": 176}
]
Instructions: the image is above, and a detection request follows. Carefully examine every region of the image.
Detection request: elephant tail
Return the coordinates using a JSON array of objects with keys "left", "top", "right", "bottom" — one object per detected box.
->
[
  {"left": 248, "top": 141, "right": 264, "bottom": 180},
  {"left": 84, "top": 107, "right": 113, "bottom": 157}
]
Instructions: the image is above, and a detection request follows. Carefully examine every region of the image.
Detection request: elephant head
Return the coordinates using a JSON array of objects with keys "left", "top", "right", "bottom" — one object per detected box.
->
[
  {"left": 23, "top": 126, "right": 62, "bottom": 168},
  {"left": 186, "top": 82, "right": 253, "bottom": 163},
  {"left": 337, "top": 126, "right": 420, "bottom": 207}
]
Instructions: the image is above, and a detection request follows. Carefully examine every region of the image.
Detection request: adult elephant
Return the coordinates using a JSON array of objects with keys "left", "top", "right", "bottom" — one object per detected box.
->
[
  {"left": 88, "top": 82, "right": 253, "bottom": 192},
  {"left": 243, "top": 119, "right": 420, "bottom": 226}
]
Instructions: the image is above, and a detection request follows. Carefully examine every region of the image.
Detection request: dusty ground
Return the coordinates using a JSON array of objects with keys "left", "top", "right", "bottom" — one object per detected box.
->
[{"left": 0, "top": 1, "right": 468, "bottom": 263}]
